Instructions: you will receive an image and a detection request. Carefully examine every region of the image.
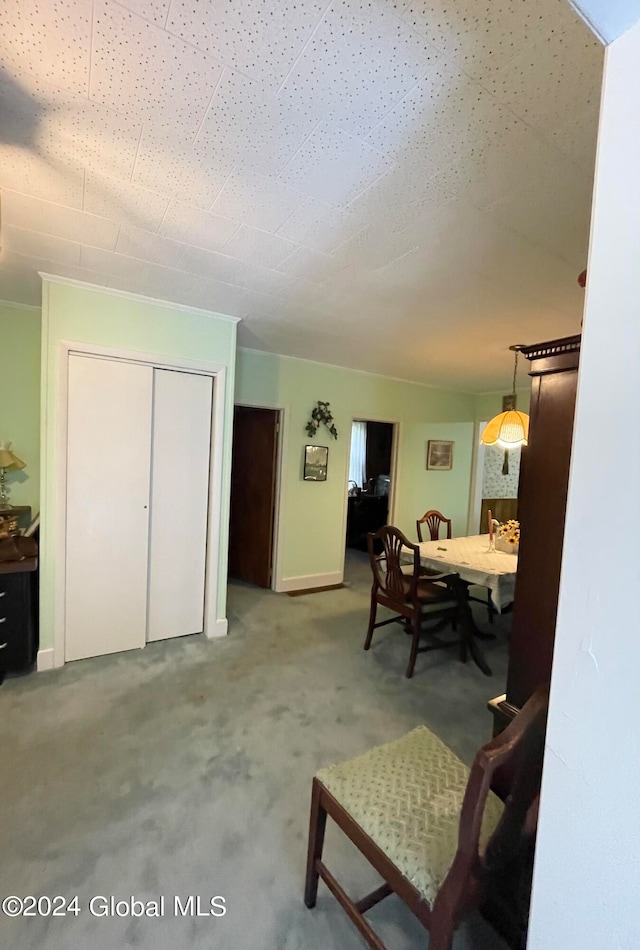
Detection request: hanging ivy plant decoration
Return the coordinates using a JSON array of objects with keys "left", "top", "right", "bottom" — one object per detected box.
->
[{"left": 305, "top": 401, "right": 338, "bottom": 440}]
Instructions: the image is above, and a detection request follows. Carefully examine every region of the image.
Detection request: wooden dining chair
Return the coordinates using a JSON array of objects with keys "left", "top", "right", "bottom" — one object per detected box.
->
[
  {"left": 416, "top": 509, "right": 452, "bottom": 542},
  {"left": 417, "top": 511, "right": 495, "bottom": 625},
  {"left": 304, "top": 685, "right": 549, "bottom": 950},
  {"left": 364, "top": 525, "right": 461, "bottom": 678}
]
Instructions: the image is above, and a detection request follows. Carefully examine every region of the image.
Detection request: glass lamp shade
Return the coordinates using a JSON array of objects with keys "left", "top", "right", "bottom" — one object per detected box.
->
[{"left": 481, "top": 410, "right": 529, "bottom": 449}]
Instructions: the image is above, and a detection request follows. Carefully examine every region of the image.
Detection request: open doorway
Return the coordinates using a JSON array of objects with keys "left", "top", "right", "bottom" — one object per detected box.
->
[
  {"left": 345, "top": 420, "right": 396, "bottom": 553},
  {"left": 228, "top": 405, "right": 281, "bottom": 588}
]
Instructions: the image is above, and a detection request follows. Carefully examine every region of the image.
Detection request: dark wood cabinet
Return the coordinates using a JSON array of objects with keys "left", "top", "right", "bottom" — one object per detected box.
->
[
  {"left": 0, "top": 557, "right": 39, "bottom": 683},
  {"left": 490, "top": 335, "right": 580, "bottom": 732}
]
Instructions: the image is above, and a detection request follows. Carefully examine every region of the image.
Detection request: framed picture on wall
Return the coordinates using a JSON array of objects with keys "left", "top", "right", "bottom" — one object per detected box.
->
[
  {"left": 426, "top": 440, "right": 454, "bottom": 470},
  {"left": 304, "top": 444, "right": 328, "bottom": 481}
]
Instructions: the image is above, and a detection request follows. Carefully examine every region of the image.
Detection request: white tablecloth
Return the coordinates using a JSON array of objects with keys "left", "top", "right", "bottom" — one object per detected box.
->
[{"left": 402, "top": 534, "right": 518, "bottom": 612}]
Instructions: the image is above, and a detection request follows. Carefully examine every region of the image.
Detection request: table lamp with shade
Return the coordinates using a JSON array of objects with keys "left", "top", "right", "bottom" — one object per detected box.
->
[{"left": 0, "top": 441, "right": 26, "bottom": 510}]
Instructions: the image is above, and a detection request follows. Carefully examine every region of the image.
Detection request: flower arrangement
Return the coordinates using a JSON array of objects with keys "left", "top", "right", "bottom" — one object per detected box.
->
[
  {"left": 305, "top": 401, "right": 338, "bottom": 440},
  {"left": 496, "top": 519, "right": 520, "bottom": 553}
]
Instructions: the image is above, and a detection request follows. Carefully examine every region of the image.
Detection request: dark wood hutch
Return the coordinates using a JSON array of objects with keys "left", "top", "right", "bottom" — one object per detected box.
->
[{"left": 489, "top": 334, "right": 581, "bottom": 731}]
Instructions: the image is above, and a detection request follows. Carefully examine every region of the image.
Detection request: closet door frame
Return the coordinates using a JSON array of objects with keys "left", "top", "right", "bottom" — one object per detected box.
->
[{"left": 53, "top": 340, "right": 228, "bottom": 668}]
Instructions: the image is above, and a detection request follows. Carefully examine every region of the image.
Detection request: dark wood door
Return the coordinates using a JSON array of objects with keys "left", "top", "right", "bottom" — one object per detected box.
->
[{"left": 228, "top": 406, "right": 278, "bottom": 588}]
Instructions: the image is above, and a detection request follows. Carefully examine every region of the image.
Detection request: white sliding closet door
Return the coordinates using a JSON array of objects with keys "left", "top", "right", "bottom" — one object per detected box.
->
[
  {"left": 147, "top": 369, "right": 213, "bottom": 642},
  {"left": 65, "top": 356, "right": 153, "bottom": 661}
]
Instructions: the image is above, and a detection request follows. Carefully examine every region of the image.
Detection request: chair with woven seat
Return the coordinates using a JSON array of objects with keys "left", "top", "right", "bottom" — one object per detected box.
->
[
  {"left": 416, "top": 509, "right": 452, "bottom": 542},
  {"left": 304, "top": 686, "right": 549, "bottom": 950},
  {"left": 364, "top": 525, "right": 461, "bottom": 679}
]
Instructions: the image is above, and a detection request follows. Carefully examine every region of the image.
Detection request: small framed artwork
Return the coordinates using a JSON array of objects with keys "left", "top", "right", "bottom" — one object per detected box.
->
[
  {"left": 426, "top": 440, "right": 454, "bottom": 471},
  {"left": 304, "top": 444, "right": 329, "bottom": 481}
]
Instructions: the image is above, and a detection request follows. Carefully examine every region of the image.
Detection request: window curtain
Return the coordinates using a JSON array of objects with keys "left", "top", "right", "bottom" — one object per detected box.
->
[{"left": 349, "top": 422, "right": 367, "bottom": 488}]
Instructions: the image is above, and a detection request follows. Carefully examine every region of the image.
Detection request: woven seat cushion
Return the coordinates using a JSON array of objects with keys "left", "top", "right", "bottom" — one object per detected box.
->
[{"left": 316, "top": 726, "right": 504, "bottom": 904}]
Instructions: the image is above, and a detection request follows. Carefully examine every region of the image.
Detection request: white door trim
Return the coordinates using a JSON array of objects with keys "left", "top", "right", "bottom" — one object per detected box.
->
[
  {"left": 467, "top": 419, "right": 487, "bottom": 535},
  {"left": 233, "top": 401, "right": 287, "bottom": 592},
  {"left": 340, "top": 415, "right": 400, "bottom": 578},
  {"left": 53, "top": 340, "right": 228, "bottom": 667}
]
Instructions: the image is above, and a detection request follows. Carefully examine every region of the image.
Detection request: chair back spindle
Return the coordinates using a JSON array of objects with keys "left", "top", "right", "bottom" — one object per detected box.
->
[
  {"left": 417, "top": 510, "right": 452, "bottom": 543},
  {"left": 368, "top": 525, "right": 419, "bottom": 604}
]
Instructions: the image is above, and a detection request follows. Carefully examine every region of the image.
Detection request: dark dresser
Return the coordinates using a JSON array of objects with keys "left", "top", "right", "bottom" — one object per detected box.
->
[{"left": 0, "top": 558, "right": 39, "bottom": 683}]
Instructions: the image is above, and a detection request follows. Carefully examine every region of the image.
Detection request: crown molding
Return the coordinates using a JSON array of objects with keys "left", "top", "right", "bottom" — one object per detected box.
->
[
  {"left": 38, "top": 273, "right": 242, "bottom": 324},
  {"left": 0, "top": 298, "right": 40, "bottom": 312}
]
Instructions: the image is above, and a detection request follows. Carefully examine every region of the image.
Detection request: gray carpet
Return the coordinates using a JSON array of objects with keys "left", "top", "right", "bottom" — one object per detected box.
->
[{"left": 0, "top": 552, "right": 510, "bottom": 950}]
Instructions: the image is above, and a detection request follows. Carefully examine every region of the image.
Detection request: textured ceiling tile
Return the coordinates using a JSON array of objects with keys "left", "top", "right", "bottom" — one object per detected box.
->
[
  {"left": 484, "top": 31, "right": 603, "bottom": 144},
  {"left": 222, "top": 225, "right": 296, "bottom": 269},
  {"left": 165, "top": 0, "right": 326, "bottom": 90},
  {"left": 188, "top": 277, "right": 269, "bottom": 319},
  {"left": 425, "top": 123, "right": 565, "bottom": 211},
  {"left": 346, "top": 165, "right": 453, "bottom": 233},
  {"left": 334, "top": 224, "right": 418, "bottom": 270},
  {"left": 401, "top": 0, "right": 533, "bottom": 84},
  {"left": 131, "top": 128, "right": 234, "bottom": 208},
  {"left": 90, "top": 0, "right": 224, "bottom": 137},
  {"left": 366, "top": 62, "right": 524, "bottom": 166},
  {"left": 278, "top": 122, "right": 392, "bottom": 207},
  {"left": 116, "top": 0, "right": 171, "bottom": 25},
  {"left": 280, "top": 0, "right": 443, "bottom": 137},
  {"left": 159, "top": 202, "right": 238, "bottom": 253},
  {"left": 107, "top": 262, "right": 198, "bottom": 301},
  {"left": 194, "top": 69, "right": 320, "bottom": 178},
  {"left": 0, "top": 0, "right": 91, "bottom": 97},
  {"left": 486, "top": 174, "right": 594, "bottom": 268},
  {"left": 277, "top": 245, "right": 346, "bottom": 283},
  {"left": 115, "top": 225, "right": 188, "bottom": 267},
  {"left": 178, "top": 245, "right": 293, "bottom": 297},
  {"left": 80, "top": 246, "right": 154, "bottom": 282},
  {"left": 211, "top": 169, "right": 305, "bottom": 231},
  {"left": 2, "top": 225, "right": 82, "bottom": 266},
  {"left": 83, "top": 171, "right": 171, "bottom": 231},
  {"left": 40, "top": 93, "right": 143, "bottom": 182},
  {"left": 0, "top": 145, "right": 83, "bottom": 208},
  {"left": 549, "top": 104, "right": 600, "bottom": 171},
  {"left": 1, "top": 191, "right": 119, "bottom": 251},
  {"left": 275, "top": 196, "right": 361, "bottom": 253}
]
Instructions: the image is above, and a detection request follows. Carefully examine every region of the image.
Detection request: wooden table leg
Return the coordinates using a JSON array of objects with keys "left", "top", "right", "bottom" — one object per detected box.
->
[{"left": 455, "top": 580, "right": 492, "bottom": 676}]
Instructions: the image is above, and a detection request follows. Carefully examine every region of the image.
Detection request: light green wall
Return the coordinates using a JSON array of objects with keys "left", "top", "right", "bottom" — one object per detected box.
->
[
  {"left": 40, "top": 278, "right": 237, "bottom": 655},
  {"left": 235, "top": 348, "right": 477, "bottom": 582},
  {"left": 0, "top": 302, "right": 41, "bottom": 512}
]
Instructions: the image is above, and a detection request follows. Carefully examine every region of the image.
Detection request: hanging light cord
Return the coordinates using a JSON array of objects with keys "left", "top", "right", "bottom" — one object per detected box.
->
[{"left": 512, "top": 349, "right": 519, "bottom": 396}]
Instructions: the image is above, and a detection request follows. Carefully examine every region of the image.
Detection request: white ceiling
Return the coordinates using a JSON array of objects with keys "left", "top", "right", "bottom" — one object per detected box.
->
[
  {"left": 0, "top": 0, "right": 603, "bottom": 391},
  {"left": 568, "top": 0, "right": 640, "bottom": 43}
]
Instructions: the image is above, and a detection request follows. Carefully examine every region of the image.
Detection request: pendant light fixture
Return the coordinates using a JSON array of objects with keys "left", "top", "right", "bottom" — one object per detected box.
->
[{"left": 480, "top": 345, "right": 530, "bottom": 472}]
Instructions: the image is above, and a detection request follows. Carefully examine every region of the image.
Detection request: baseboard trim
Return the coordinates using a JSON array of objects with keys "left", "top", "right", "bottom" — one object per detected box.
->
[
  {"left": 37, "top": 648, "right": 56, "bottom": 672},
  {"left": 276, "top": 571, "right": 343, "bottom": 593},
  {"left": 205, "top": 618, "right": 228, "bottom": 639}
]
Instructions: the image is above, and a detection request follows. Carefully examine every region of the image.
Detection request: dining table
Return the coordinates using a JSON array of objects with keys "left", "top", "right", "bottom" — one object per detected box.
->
[{"left": 401, "top": 534, "right": 519, "bottom": 676}]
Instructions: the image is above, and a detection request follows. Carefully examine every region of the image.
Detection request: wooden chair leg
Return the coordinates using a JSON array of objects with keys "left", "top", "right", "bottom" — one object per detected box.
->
[
  {"left": 428, "top": 918, "right": 454, "bottom": 950},
  {"left": 405, "top": 612, "right": 420, "bottom": 678},
  {"left": 304, "top": 781, "right": 328, "bottom": 909},
  {"left": 364, "top": 593, "right": 377, "bottom": 651}
]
